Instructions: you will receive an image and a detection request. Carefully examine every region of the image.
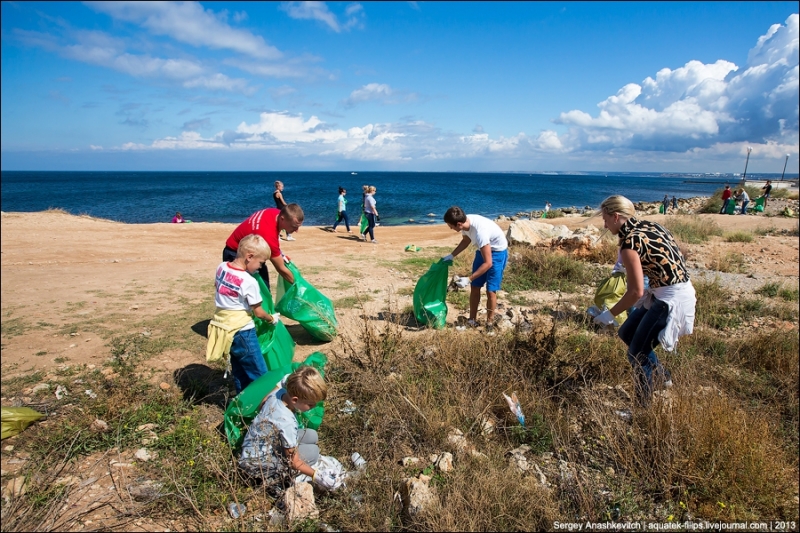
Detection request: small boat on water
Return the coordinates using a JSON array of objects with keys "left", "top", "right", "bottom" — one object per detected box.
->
[{"left": 351, "top": 172, "right": 357, "bottom": 175}]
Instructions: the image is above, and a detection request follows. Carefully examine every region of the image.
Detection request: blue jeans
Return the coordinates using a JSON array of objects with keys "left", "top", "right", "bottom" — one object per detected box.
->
[
  {"left": 740, "top": 200, "right": 749, "bottom": 215},
  {"left": 363, "top": 212, "right": 376, "bottom": 240},
  {"left": 719, "top": 198, "right": 730, "bottom": 214},
  {"left": 617, "top": 299, "right": 669, "bottom": 407},
  {"left": 230, "top": 328, "right": 267, "bottom": 394},
  {"left": 333, "top": 210, "right": 350, "bottom": 231}
]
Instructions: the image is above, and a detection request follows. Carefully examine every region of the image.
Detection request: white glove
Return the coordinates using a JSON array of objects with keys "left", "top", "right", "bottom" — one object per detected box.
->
[
  {"left": 312, "top": 468, "right": 342, "bottom": 491},
  {"left": 593, "top": 309, "right": 618, "bottom": 327},
  {"left": 442, "top": 254, "right": 454, "bottom": 262},
  {"left": 455, "top": 276, "right": 470, "bottom": 288},
  {"left": 282, "top": 254, "right": 291, "bottom": 264},
  {"left": 270, "top": 312, "right": 281, "bottom": 325},
  {"left": 586, "top": 306, "right": 602, "bottom": 317}
]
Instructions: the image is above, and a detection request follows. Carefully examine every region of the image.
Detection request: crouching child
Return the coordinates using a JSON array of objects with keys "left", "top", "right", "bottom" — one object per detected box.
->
[{"left": 238, "top": 366, "right": 342, "bottom": 491}]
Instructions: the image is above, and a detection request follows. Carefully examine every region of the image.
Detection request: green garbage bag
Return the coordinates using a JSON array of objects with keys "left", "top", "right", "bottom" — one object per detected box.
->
[
  {"left": 224, "top": 352, "right": 327, "bottom": 450},
  {"left": 2, "top": 407, "right": 44, "bottom": 440},
  {"left": 754, "top": 196, "right": 765, "bottom": 212},
  {"left": 252, "top": 272, "right": 296, "bottom": 371},
  {"left": 594, "top": 272, "right": 628, "bottom": 325},
  {"left": 413, "top": 259, "right": 451, "bottom": 329},
  {"left": 726, "top": 200, "right": 736, "bottom": 215},
  {"left": 658, "top": 204, "right": 665, "bottom": 214},
  {"left": 359, "top": 213, "right": 369, "bottom": 234},
  {"left": 276, "top": 262, "right": 338, "bottom": 341}
]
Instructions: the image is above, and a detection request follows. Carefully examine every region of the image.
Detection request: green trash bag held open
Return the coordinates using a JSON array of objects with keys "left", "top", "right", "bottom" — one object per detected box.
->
[
  {"left": 594, "top": 272, "right": 628, "bottom": 325},
  {"left": 413, "top": 258, "right": 451, "bottom": 329},
  {"left": 252, "top": 272, "right": 296, "bottom": 371},
  {"left": 224, "top": 352, "right": 327, "bottom": 450},
  {"left": 276, "top": 262, "right": 338, "bottom": 341}
]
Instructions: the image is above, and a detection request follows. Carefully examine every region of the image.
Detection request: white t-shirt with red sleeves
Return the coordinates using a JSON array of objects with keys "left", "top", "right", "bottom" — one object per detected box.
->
[{"left": 214, "top": 262, "right": 262, "bottom": 331}]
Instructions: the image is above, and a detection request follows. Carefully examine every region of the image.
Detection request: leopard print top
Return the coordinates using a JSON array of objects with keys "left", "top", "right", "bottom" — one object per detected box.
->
[{"left": 618, "top": 217, "right": 689, "bottom": 288}]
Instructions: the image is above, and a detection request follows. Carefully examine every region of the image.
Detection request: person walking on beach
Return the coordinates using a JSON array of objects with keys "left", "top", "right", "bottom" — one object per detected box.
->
[
  {"left": 662, "top": 195, "right": 670, "bottom": 214},
  {"left": 362, "top": 186, "right": 379, "bottom": 243},
  {"left": 719, "top": 185, "right": 733, "bottom": 214},
  {"left": 223, "top": 204, "right": 303, "bottom": 290},
  {"left": 273, "top": 181, "right": 295, "bottom": 241},
  {"left": 671, "top": 196, "right": 678, "bottom": 211},
  {"left": 441, "top": 206, "right": 509, "bottom": 333},
  {"left": 594, "top": 195, "right": 695, "bottom": 408},
  {"left": 736, "top": 188, "right": 750, "bottom": 215},
  {"left": 332, "top": 187, "right": 352, "bottom": 234},
  {"left": 761, "top": 180, "right": 773, "bottom": 209}
]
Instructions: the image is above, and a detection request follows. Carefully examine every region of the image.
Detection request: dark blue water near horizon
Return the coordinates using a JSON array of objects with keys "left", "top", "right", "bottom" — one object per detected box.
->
[{"left": 0, "top": 171, "right": 785, "bottom": 227}]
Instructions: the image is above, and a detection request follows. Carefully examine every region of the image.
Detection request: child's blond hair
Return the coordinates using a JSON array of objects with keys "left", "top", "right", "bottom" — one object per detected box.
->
[
  {"left": 237, "top": 234, "right": 270, "bottom": 258},
  {"left": 285, "top": 366, "right": 327, "bottom": 404}
]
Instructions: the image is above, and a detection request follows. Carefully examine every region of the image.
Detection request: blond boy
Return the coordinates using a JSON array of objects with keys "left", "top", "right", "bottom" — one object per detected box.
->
[
  {"left": 209, "top": 234, "right": 279, "bottom": 394},
  {"left": 239, "top": 366, "right": 341, "bottom": 490}
]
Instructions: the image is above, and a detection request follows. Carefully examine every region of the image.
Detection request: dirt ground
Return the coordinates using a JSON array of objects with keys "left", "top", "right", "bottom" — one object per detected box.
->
[{"left": 1, "top": 209, "right": 798, "bottom": 384}]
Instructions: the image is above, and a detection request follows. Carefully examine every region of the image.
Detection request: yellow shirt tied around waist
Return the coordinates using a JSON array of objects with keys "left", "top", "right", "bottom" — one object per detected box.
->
[{"left": 206, "top": 309, "right": 254, "bottom": 363}]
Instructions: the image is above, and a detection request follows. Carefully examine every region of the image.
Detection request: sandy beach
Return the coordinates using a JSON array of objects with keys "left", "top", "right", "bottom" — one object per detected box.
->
[{"left": 1, "top": 207, "right": 797, "bottom": 382}]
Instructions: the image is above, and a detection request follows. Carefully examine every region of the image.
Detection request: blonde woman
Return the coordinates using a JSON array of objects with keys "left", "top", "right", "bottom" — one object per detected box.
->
[
  {"left": 362, "top": 186, "right": 379, "bottom": 243},
  {"left": 273, "top": 181, "right": 295, "bottom": 241},
  {"left": 595, "top": 195, "right": 696, "bottom": 408}
]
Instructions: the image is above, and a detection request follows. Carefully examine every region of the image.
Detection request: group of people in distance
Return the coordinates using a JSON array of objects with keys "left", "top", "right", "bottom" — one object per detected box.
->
[
  {"left": 719, "top": 180, "right": 774, "bottom": 215},
  {"left": 329, "top": 184, "right": 380, "bottom": 243},
  {"left": 201, "top": 188, "right": 696, "bottom": 494}
]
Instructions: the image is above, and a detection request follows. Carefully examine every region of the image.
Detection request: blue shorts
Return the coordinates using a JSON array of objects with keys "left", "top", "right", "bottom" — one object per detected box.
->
[{"left": 471, "top": 249, "right": 508, "bottom": 292}]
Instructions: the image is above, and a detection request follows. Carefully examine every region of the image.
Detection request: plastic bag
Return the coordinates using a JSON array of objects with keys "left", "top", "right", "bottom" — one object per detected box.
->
[
  {"left": 754, "top": 197, "right": 765, "bottom": 212},
  {"left": 253, "top": 272, "right": 295, "bottom": 370},
  {"left": 1, "top": 407, "right": 44, "bottom": 440},
  {"left": 658, "top": 204, "right": 665, "bottom": 214},
  {"left": 359, "top": 213, "right": 369, "bottom": 234},
  {"left": 594, "top": 272, "right": 628, "bottom": 325},
  {"left": 413, "top": 259, "right": 451, "bottom": 329},
  {"left": 224, "top": 352, "right": 327, "bottom": 450},
  {"left": 276, "top": 262, "right": 338, "bottom": 341}
]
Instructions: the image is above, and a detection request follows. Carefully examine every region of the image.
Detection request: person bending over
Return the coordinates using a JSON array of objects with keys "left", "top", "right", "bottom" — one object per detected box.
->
[
  {"left": 441, "top": 206, "right": 508, "bottom": 331},
  {"left": 594, "top": 195, "right": 695, "bottom": 408}
]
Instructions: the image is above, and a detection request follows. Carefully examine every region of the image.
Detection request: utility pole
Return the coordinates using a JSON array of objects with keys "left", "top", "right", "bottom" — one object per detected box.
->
[
  {"left": 780, "top": 154, "right": 789, "bottom": 181},
  {"left": 741, "top": 146, "right": 752, "bottom": 186}
]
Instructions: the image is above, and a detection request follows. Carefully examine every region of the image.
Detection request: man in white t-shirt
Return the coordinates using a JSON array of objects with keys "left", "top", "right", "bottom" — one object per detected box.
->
[{"left": 441, "top": 206, "right": 509, "bottom": 331}]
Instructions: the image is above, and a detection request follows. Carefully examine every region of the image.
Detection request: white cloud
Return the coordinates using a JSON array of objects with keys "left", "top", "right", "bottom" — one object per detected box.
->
[
  {"left": 553, "top": 13, "right": 799, "bottom": 154},
  {"left": 87, "top": 1, "right": 282, "bottom": 59},
  {"left": 184, "top": 74, "right": 255, "bottom": 94},
  {"left": 280, "top": 1, "right": 365, "bottom": 33},
  {"left": 342, "top": 83, "right": 418, "bottom": 107}
]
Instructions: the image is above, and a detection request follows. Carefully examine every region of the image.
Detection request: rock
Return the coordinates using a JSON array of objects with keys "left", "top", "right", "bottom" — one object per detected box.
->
[
  {"left": 134, "top": 448, "right": 153, "bottom": 462},
  {"left": 127, "top": 481, "right": 163, "bottom": 502},
  {"left": 506, "top": 220, "right": 571, "bottom": 246},
  {"left": 55, "top": 475, "right": 81, "bottom": 486},
  {"left": 284, "top": 482, "right": 319, "bottom": 523},
  {"left": 31, "top": 383, "right": 50, "bottom": 394},
  {"left": 137, "top": 423, "right": 158, "bottom": 432},
  {"left": 401, "top": 457, "right": 420, "bottom": 467},
  {"left": 479, "top": 416, "right": 496, "bottom": 435},
  {"left": 400, "top": 476, "right": 437, "bottom": 518},
  {"left": 5, "top": 476, "right": 27, "bottom": 500},
  {"left": 159, "top": 382, "right": 171, "bottom": 390},
  {"left": 435, "top": 452, "right": 454, "bottom": 473},
  {"left": 90, "top": 419, "right": 110, "bottom": 432}
]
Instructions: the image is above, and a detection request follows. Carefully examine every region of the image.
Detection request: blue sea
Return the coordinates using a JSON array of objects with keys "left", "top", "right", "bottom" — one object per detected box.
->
[{"left": 0, "top": 171, "right": 782, "bottom": 227}]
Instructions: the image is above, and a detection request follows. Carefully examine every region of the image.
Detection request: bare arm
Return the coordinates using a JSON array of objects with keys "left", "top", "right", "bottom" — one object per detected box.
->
[
  {"left": 270, "top": 255, "right": 295, "bottom": 284},
  {"left": 469, "top": 244, "right": 493, "bottom": 281},
  {"left": 285, "top": 447, "right": 315, "bottom": 477},
  {"left": 251, "top": 303, "right": 273, "bottom": 323},
  {"left": 609, "top": 248, "right": 644, "bottom": 316},
  {"left": 451, "top": 235, "right": 472, "bottom": 258}
]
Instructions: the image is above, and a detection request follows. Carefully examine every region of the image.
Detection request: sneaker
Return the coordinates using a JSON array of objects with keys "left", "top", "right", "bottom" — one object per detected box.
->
[
  {"left": 371, "top": 239, "right": 379, "bottom": 244},
  {"left": 285, "top": 235, "right": 296, "bottom": 241},
  {"left": 466, "top": 319, "right": 480, "bottom": 328},
  {"left": 662, "top": 368, "right": 673, "bottom": 389},
  {"left": 361, "top": 234, "right": 366, "bottom": 241}
]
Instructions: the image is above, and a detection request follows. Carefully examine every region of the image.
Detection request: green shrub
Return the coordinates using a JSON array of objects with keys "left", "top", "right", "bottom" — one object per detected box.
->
[
  {"left": 662, "top": 216, "right": 723, "bottom": 244},
  {"left": 724, "top": 231, "right": 754, "bottom": 243}
]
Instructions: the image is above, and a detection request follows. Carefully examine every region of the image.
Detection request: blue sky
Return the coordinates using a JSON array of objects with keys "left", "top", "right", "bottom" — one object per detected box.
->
[{"left": 1, "top": 1, "right": 798, "bottom": 173}]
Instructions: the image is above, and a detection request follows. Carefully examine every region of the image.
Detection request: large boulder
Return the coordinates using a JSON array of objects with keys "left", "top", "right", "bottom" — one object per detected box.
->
[{"left": 507, "top": 220, "right": 571, "bottom": 246}]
